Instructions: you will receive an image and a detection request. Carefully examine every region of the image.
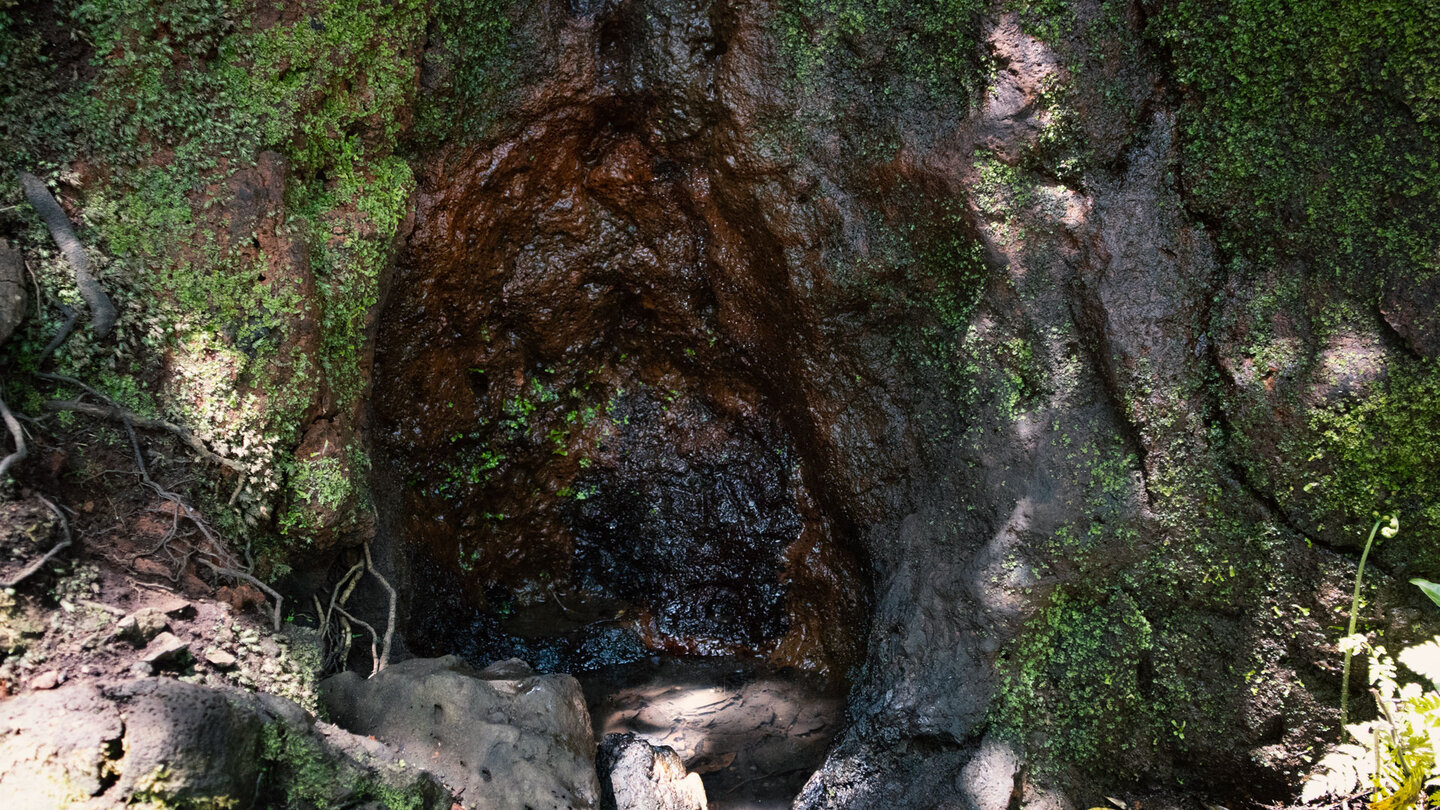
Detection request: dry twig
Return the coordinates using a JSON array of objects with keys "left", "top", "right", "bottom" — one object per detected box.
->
[{"left": 198, "top": 559, "right": 283, "bottom": 632}]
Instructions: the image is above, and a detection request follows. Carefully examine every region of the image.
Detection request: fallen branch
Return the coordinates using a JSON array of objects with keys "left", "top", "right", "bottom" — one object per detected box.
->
[
  {"left": 363, "top": 544, "right": 395, "bottom": 672},
  {"left": 1, "top": 495, "right": 72, "bottom": 588},
  {"left": 0, "top": 390, "right": 26, "bottom": 479},
  {"left": 17, "top": 172, "right": 116, "bottom": 337},
  {"left": 43, "top": 396, "right": 244, "bottom": 472}
]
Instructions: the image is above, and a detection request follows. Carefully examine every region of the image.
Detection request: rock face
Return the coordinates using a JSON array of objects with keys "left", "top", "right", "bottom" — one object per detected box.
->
[
  {"left": 2, "top": 0, "right": 1436, "bottom": 807},
  {"left": 0, "top": 678, "right": 447, "bottom": 809},
  {"left": 367, "top": 1, "right": 1440, "bottom": 807},
  {"left": 321, "top": 655, "right": 601, "bottom": 810},
  {"left": 598, "top": 733, "right": 707, "bottom": 810}
]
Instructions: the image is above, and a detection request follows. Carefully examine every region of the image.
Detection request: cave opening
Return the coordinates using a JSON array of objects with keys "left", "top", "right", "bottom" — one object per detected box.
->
[{"left": 370, "top": 66, "right": 871, "bottom": 805}]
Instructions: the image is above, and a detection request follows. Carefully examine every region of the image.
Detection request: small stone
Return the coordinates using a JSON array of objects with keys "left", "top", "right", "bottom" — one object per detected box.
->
[
  {"left": 130, "top": 661, "right": 154, "bottom": 677},
  {"left": 157, "top": 598, "right": 196, "bottom": 619},
  {"left": 116, "top": 608, "right": 170, "bottom": 646},
  {"left": 205, "top": 649, "right": 237, "bottom": 670},
  {"left": 141, "top": 632, "right": 190, "bottom": 668},
  {"left": 28, "top": 671, "right": 59, "bottom": 690}
]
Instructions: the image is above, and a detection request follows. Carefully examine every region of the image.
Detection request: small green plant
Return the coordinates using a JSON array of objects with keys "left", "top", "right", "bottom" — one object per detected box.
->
[
  {"left": 1302, "top": 637, "right": 1439, "bottom": 806},
  {"left": 1415, "top": 578, "right": 1440, "bottom": 609},
  {"left": 1302, "top": 519, "right": 1440, "bottom": 807},
  {"left": 1343, "top": 514, "right": 1399, "bottom": 727}
]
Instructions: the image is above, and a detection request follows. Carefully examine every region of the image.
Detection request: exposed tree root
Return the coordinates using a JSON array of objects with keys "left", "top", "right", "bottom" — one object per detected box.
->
[
  {"left": 17, "top": 172, "right": 116, "bottom": 337},
  {"left": 364, "top": 543, "right": 395, "bottom": 673},
  {"left": 0, "top": 495, "right": 72, "bottom": 588},
  {"left": 37, "top": 304, "right": 75, "bottom": 367},
  {"left": 0, "top": 390, "right": 26, "bottom": 480},
  {"left": 44, "top": 394, "right": 244, "bottom": 472},
  {"left": 198, "top": 559, "right": 283, "bottom": 632},
  {"left": 333, "top": 604, "right": 381, "bottom": 678},
  {"left": 319, "top": 561, "right": 364, "bottom": 640}
]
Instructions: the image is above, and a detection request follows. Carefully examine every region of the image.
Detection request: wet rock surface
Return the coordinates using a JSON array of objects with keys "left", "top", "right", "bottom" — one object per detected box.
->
[
  {"left": 322, "top": 655, "right": 602, "bottom": 810},
  {"left": 377, "top": 0, "right": 869, "bottom": 679},
  {"left": 351, "top": 0, "right": 1440, "bottom": 808}
]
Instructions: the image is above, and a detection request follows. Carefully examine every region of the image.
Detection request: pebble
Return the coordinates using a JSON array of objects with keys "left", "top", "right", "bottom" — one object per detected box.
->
[
  {"left": 205, "top": 649, "right": 238, "bottom": 670},
  {"left": 141, "top": 632, "right": 190, "bottom": 668},
  {"left": 28, "top": 671, "right": 60, "bottom": 690},
  {"left": 116, "top": 608, "right": 170, "bottom": 646}
]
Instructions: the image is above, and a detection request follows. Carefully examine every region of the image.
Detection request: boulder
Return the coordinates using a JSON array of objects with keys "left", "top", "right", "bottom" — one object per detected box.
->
[
  {"left": 599, "top": 733, "right": 707, "bottom": 810},
  {"left": 0, "top": 678, "right": 448, "bottom": 809},
  {"left": 322, "top": 655, "right": 601, "bottom": 810},
  {"left": 0, "top": 239, "right": 26, "bottom": 346}
]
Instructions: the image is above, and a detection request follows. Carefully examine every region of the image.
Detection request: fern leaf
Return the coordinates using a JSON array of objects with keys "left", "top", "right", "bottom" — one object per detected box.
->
[
  {"left": 1366, "top": 759, "right": 1430, "bottom": 810},
  {"left": 1304, "top": 752, "right": 1361, "bottom": 801},
  {"left": 1398, "top": 637, "right": 1440, "bottom": 685}
]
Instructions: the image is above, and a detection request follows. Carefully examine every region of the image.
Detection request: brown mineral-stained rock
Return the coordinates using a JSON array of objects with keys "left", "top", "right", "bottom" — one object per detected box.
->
[{"left": 360, "top": 2, "right": 1435, "bottom": 807}]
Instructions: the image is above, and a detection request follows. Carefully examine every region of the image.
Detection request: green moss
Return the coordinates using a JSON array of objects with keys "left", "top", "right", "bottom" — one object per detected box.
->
[
  {"left": 0, "top": 2, "right": 84, "bottom": 175},
  {"left": 0, "top": 0, "right": 436, "bottom": 566},
  {"left": 415, "top": 0, "right": 517, "bottom": 142},
  {"left": 279, "top": 455, "right": 352, "bottom": 538},
  {"left": 289, "top": 155, "right": 416, "bottom": 405},
  {"left": 993, "top": 589, "right": 1165, "bottom": 780},
  {"left": 1299, "top": 358, "right": 1440, "bottom": 567},
  {"left": 775, "top": 0, "right": 989, "bottom": 109},
  {"left": 258, "top": 723, "right": 430, "bottom": 810},
  {"left": 1154, "top": 0, "right": 1440, "bottom": 293}
]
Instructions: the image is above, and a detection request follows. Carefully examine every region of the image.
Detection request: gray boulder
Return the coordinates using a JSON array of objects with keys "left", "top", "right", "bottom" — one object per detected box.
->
[
  {"left": 0, "top": 678, "right": 447, "bottom": 809},
  {"left": 599, "top": 733, "right": 707, "bottom": 810},
  {"left": 322, "top": 655, "right": 601, "bottom": 810},
  {"left": 0, "top": 239, "right": 24, "bottom": 347}
]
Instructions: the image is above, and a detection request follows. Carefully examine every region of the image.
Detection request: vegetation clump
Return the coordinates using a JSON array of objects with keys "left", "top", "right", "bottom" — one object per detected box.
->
[{"left": 1154, "top": 0, "right": 1440, "bottom": 295}]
